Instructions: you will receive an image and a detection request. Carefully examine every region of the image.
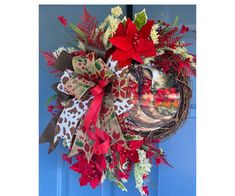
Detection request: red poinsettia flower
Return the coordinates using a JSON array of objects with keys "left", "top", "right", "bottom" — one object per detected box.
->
[
  {"left": 128, "top": 139, "right": 144, "bottom": 150},
  {"left": 70, "top": 153, "right": 107, "bottom": 189},
  {"left": 119, "top": 141, "right": 143, "bottom": 165},
  {"left": 57, "top": 16, "right": 67, "bottom": 27},
  {"left": 109, "top": 19, "right": 156, "bottom": 67}
]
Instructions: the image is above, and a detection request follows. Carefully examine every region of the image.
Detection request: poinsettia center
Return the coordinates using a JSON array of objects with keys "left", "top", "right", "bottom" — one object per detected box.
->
[{"left": 133, "top": 33, "right": 140, "bottom": 46}]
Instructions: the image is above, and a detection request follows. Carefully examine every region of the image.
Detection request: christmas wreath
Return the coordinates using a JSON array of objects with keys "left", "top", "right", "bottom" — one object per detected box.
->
[{"left": 40, "top": 6, "right": 196, "bottom": 195}]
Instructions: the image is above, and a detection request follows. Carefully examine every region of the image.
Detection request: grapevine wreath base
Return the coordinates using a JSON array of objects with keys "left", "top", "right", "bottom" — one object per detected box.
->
[
  {"left": 146, "top": 72, "right": 192, "bottom": 141},
  {"left": 40, "top": 6, "right": 196, "bottom": 195}
]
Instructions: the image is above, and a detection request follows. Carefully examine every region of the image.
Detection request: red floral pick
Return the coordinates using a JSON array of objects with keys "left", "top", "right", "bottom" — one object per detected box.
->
[
  {"left": 47, "top": 105, "right": 55, "bottom": 113},
  {"left": 155, "top": 157, "right": 162, "bottom": 165},
  {"left": 142, "top": 186, "right": 149, "bottom": 195},
  {"left": 62, "top": 153, "right": 72, "bottom": 164},
  {"left": 109, "top": 19, "right": 156, "bottom": 67},
  {"left": 57, "top": 16, "right": 67, "bottom": 27},
  {"left": 179, "top": 25, "right": 189, "bottom": 34},
  {"left": 142, "top": 174, "right": 148, "bottom": 179},
  {"left": 155, "top": 154, "right": 173, "bottom": 168},
  {"left": 40, "top": 51, "right": 56, "bottom": 66}
]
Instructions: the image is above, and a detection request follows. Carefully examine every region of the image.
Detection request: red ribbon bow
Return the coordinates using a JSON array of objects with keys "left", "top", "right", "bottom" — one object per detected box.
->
[{"left": 83, "top": 79, "right": 110, "bottom": 155}]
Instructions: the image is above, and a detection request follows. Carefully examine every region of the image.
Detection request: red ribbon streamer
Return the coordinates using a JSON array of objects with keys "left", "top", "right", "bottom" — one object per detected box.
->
[{"left": 83, "top": 79, "right": 110, "bottom": 155}]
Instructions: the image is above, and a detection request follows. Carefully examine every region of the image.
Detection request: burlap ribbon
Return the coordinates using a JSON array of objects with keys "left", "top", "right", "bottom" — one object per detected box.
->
[{"left": 41, "top": 52, "right": 130, "bottom": 159}]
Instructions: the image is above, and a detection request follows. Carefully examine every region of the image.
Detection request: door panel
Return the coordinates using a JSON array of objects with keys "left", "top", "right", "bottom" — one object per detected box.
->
[{"left": 39, "top": 5, "right": 196, "bottom": 196}]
